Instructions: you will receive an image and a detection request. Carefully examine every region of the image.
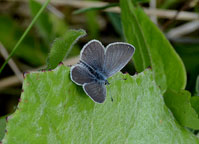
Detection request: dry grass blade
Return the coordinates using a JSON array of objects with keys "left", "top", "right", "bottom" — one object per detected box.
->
[
  {"left": 167, "top": 20, "right": 199, "bottom": 38},
  {"left": 9, "top": 0, "right": 199, "bottom": 21},
  {"left": 0, "top": 56, "right": 79, "bottom": 89},
  {"left": 0, "top": 42, "right": 23, "bottom": 82}
]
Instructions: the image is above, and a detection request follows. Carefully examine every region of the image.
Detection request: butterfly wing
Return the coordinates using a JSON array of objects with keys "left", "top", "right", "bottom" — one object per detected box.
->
[
  {"left": 70, "top": 64, "right": 95, "bottom": 86},
  {"left": 80, "top": 40, "right": 105, "bottom": 72},
  {"left": 83, "top": 82, "right": 106, "bottom": 103},
  {"left": 104, "top": 42, "right": 135, "bottom": 77}
]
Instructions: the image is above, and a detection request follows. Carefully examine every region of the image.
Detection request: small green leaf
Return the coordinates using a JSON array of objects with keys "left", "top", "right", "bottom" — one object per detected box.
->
[
  {"left": 120, "top": 0, "right": 186, "bottom": 92},
  {"left": 164, "top": 89, "right": 199, "bottom": 130},
  {"left": 46, "top": 29, "right": 86, "bottom": 69},
  {"left": 0, "top": 116, "right": 6, "bottom": 141},
  {"left": 2, "top": 66, "right": 198, "bottom": 143},
  {"left": 191, "top": 96, "right": 199, "bottom": 116}
]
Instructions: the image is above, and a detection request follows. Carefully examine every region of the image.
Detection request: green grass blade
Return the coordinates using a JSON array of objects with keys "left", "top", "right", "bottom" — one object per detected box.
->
[{"left": 0, "top": 0, "right": 51, "bottom": 74}]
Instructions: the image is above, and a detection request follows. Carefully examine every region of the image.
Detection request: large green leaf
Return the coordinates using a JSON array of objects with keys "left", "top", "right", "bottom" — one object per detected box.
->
[
  {"left": 164, "top": 89, "right": 199, "bottom": 129},
  {"left": 3, "top": 66, "right": 198, "bottom": 143},
  {"left": 46, "top": 29, "right": 86, "bottom": 69},
  {"left": 120, "top": 0, "right": 186, "bottom": 92}
]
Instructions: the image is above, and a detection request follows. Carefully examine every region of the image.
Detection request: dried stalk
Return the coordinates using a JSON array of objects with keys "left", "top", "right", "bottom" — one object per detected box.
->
[
  {"left": 9, "top": 0, "right": 199, "bottom": 21},
  {"left": 0, "top": 56, "right": 79, "bottom": 89},
  {"left": 0, "top": 42, "right": 23, "bottom": 82}
]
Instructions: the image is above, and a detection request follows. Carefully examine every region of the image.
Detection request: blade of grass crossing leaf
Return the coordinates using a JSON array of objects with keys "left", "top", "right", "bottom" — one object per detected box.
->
[
  {"left": 0, "top": 0, "right": 51, "bottom": 74},
  {"left": 46, "top": 29, "right": 86, "bottom": 69}
]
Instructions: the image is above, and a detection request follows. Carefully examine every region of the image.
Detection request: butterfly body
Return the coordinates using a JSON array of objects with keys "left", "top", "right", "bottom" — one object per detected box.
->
[
  {"left": 79, "top": 60, "right": 107, "bottom": 84},
  {"left": 70, "top": 40, "right": 135, "bottom": 103}
]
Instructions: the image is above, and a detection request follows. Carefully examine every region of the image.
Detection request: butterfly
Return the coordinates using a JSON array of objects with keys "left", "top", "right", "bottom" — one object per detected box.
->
[{"left": 70, "top": 40, "right": 135, "bottom": 103}]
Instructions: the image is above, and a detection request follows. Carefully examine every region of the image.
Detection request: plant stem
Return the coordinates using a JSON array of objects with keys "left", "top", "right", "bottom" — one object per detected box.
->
[{"left": 0, "top": 0, "right": 51, "bottom": 74}]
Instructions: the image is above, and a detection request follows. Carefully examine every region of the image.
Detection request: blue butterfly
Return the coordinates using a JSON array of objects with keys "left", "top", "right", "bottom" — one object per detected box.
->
[{"left": 70, "top": 40, "right": 135, "bottom": 103}]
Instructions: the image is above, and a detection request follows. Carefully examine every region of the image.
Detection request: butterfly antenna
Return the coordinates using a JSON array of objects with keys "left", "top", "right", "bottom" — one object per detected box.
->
[{"left": 111, "top": 96, "right": 113, "bottom": 102}]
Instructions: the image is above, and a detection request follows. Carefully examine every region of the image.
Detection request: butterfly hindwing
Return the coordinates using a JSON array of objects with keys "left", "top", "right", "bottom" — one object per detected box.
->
[
  {"left": 83, "top": 82, "right": 106, "bottom": 103},
  {"left": 70, "top": 64, "right": 95, "bottom": 85}
]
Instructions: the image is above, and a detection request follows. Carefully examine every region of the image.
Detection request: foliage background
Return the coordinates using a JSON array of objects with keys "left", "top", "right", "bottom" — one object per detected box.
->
[{"left": 0, "top": 0, "right": 199, "bottom": 143}]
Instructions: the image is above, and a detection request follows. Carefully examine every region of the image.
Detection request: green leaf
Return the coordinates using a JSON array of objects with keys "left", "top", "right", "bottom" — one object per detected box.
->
[
  {"left": 29, "top": 0, "right": 53, "bottom": 41},
  {"left": 191, "top": 96, "right": 199, "bottom": 116},
  {"left": 46, "top": 29, "right": 86, "bottom": 69},
  {"left": 120, "top": 0, "right": 186, "bottom": 92},
  {"left": 0, "top": 116, "right": 6, "bottom": 141},
  {"left": 3, "top": 66, "right": 199, "bottom": 143},
  {"left": 164, "top": 89, "right": 199, "bottom": 130}
]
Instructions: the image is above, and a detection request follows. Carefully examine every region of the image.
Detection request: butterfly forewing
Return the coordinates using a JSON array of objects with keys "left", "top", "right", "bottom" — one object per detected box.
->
[
  {"left": 83, "top": 82, "right": 106, "bottom": 103},
  {"left": 70, "top": 64, "right": 95, "bottom": 85},
  {"left": 104, "top": 43, "right": 135, "bottom": 77},
  {"left": 80, "top": 40, "right": 105, "bottom": 72}
]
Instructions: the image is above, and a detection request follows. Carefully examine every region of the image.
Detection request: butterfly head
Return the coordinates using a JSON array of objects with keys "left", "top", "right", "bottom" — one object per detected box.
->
[{"left": 105, "top": 80, "right": 110, "bottom": 85}]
